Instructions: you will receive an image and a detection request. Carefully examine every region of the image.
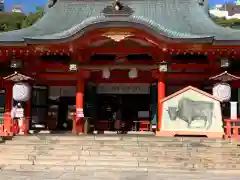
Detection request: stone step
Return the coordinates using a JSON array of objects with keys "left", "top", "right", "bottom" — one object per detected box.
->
[
  {"left": 1, "top": 145, "right": 239, "bottom": 154},
  {"left": 1, "top": 144, "right": 240, "bottom": 155},
  {"left": 2, "top": 135, "right": 240, "bottom": 172},
  {"left": 12, "top": 135, "right": 234, "bottom": 144},
  {"left": 2, "top": 159, "right": 240, "bottom": 171},
  {"left": 0, "top": 159, "right": 33, "bottom": 165},
  {"left": 4, "top": 164, "right": 240, "bottom": 174},
  {"left": 5, "top": 140, "right": 238, "bottom": 149},
  {"left": 0, "top": 151, "right": 238, "bottom": 164}
]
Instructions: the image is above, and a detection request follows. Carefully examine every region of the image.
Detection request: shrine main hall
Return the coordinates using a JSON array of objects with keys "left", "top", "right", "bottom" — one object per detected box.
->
[{"left": 0, "top": 0, "right": 240, "bottom": 136}]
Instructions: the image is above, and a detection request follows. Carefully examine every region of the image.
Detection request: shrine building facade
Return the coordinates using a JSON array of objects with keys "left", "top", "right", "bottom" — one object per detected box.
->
[{"left": 0, "top": 0, "right": 240, "bottom": 136}]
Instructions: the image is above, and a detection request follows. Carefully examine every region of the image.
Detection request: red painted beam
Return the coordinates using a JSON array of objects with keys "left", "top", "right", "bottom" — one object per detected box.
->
[
  {"left": 37, "top": 78, "right": 203, "bottom": 86},
  {"left": 93, "top": 78, "right": 155, "bottom": 83},
  {"left": 170, "top": 63, "right": 218, "bottom": 70},
  {"left": 85, "top": 47, "right": 160, "bottom": 55},
  {"left": 40, "top": 62, "right": 69, "bottom": 71},
  {"left": 39, "top": 72, "right": 214, "bottom": 80},
  {"left": 38, "top": 62, "right": 218, "bottom": 72},
  {"left": 37, "top": 80, "right": 76, "bottom": 86}
]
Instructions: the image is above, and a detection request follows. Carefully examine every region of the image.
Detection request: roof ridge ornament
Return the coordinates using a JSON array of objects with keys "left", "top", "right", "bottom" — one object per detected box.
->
[
  {"left": 197, "top": 0, "right": 205, "bottom": 6},
  {"left": 114, "top": 0, "right": 123, "bottom": 11},
  {"left": 48, "top": 0, "right": 57, "bottom": 8},
  {"left": 102, "top": 0, "right": 134, "bottom": 17}
]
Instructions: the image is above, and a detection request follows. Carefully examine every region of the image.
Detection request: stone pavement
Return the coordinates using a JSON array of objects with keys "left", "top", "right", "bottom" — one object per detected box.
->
[{"left": 1, "top": 169, "right": 240, "bottom": 180}]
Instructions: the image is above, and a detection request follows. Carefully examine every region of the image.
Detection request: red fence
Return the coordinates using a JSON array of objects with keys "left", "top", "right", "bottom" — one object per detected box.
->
[
  {"left": 224, "top": 119, "right": 240, "bottom": 140},
  {"left": 0, "top": 116, "right": 14, "bottom": 137}
]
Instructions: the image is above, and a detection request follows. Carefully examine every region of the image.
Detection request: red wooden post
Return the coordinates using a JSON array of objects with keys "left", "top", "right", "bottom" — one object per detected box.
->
[
  {"left": 73, "top": 78, "right": 85, "bottom": 134},
  {"left": 3, "top": 82, "right": 13, "bottom": 135},
  {"left": 157, "top": 73, "right": 166, "bottom": 131},
  {"left": 225, "top": 119, "right": 231, "bottom": 138}
]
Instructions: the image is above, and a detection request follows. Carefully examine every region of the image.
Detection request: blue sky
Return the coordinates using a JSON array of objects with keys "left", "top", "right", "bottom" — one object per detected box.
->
[
  {"left": 4, "top": 0, "right": 47, "bottom": 13},
  {"left": 3, "top": 0, "right": 238, "bottom": 13}
]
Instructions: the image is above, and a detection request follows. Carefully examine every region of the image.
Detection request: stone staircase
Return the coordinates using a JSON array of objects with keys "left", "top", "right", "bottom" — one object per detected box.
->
[{"left": 0, "top": 135, "right": 240, "bottom": 172}]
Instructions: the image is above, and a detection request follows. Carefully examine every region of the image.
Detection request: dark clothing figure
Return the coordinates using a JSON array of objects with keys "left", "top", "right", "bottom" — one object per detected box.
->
[{"left": 112, "top": 109, "right": 121, "bottom": 132}]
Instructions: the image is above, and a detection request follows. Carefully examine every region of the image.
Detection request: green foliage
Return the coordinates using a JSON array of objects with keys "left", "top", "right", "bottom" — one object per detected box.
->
[
  {"left": 21, "top": 8, "right": 44, "bottom": 28},
  {"left": 212, "top": 16, "right": 240, "bottom": 28},
  {"left": 0, "top": 8, "right": 44, "bottom": 32},
  {"left": 0, "top": 12, "right": 26, "bottom": 32}
]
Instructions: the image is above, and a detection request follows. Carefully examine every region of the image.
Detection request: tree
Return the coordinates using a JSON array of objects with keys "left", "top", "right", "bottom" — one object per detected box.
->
[
  {"left": 21, "top": 7, "right": 44, "bottom": 28},
  {"left": 0, "top": 12, "right": 26, "bottom": 32},
  {"left": 211, "top": 16, "right": 240, "bottom": 28},
  {"left": 0, "top": 8, "right": 44, "bottom": 32}
]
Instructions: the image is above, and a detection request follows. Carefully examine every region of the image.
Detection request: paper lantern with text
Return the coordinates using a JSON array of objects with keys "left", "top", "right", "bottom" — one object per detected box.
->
[
  {"left": 12, "top": 83, "right": 31, "bottom": 102},
  {"left": 212, "top": 82, "right": 231, "bottom": 102}
]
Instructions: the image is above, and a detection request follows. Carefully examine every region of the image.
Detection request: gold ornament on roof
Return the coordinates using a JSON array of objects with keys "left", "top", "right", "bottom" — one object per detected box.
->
[{"left": 102, "top": 32, "right": 133, "bottom": 42}]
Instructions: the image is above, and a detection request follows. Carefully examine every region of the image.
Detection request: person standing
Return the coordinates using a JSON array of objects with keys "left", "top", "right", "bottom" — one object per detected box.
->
[
  {"left": 11, "top": 104, "right": 19, "bottom": 135},
  {"left": 11, "top": 103, "right": 24, "bottom": 135}
]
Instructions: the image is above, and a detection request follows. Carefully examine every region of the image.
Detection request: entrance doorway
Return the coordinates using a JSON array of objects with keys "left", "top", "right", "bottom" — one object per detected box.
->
[
  {"left": 95, "top": 83, "right": 151, "bottom": 133},
  {"left": 47, "top": 97, "right": 75, "bottom": 131},
  {"left": 95, "top": 94, "right": 151, "bottom": 132}
]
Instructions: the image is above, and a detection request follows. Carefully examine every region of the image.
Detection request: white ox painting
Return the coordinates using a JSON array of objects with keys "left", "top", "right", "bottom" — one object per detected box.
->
[{"left": 157, "top": 86, "right": 224, "bottom": 138}]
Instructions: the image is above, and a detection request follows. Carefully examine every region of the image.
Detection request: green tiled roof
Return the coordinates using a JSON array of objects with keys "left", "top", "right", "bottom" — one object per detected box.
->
[{"left": 0, "top": 0, "right": 240, "bottom": 44}]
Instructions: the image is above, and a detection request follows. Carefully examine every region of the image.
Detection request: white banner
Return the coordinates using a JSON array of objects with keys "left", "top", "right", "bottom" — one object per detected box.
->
[
  {"left": 15, "top": 108, "right": 24, "bottom": 118},
  {"left": 230, "top": 101, "right": 238, "bottom": 120},
  {"left": 97, "top": 83, "right": 150, "bottom": 94}
]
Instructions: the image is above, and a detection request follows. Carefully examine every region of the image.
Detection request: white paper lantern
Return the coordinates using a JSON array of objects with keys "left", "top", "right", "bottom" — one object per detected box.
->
[
  {"left": 129, "top": 68, "right": 138, "bottom": 79},
  {"left": 12, "top": 83, "right": 31, "bottom": 102},
  {"left": 102, "top": 68, "right": 110, "bottom": 79},
  {"left": 213, "top": 82, "right": 231, "bottom": 102}
]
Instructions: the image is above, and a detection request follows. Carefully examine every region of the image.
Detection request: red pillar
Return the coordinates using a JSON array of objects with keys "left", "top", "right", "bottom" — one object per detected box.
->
[
  {"left": 3, "top": 82, "right": 13, "bottom": 135},
  {"left": 157, "top": 73, "right": 165, "bottom": 131},
  {"left": 73, "top": 78, "right": 85, "bottom": 134}
]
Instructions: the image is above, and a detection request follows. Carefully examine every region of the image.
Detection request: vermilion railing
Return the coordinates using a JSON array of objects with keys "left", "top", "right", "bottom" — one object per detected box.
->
[
  {"left": 224, "top": 119, "right": 240, "bottom": 140},
  {"left": 0, "top": 116, "right": 14, "bottom": 137}
]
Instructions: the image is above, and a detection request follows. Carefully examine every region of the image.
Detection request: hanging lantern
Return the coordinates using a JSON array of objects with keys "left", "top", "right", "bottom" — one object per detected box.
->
[
  {"left": 158, "top": 61, "right": 168, "bottom": 72},
  {"left": 102, "top": 68, "right": 110, "bottom": 79},
  {"left": 129, "top": 68, "right": 138, "bottom": 79},
  {"left": 12, "top": 82, "right": 31, "bottom": 102},
  {"left": 69, "top": 63, "right": 78, "bottom": 72},
  {"left": 220, "top": 58, "right": 230, "bottom": 68},
  {"left": 212, "top": 82, "right": 231, "bottom": 102},
  {"left": 10, "top": 55, "right": 23, "bottom": 69}
]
